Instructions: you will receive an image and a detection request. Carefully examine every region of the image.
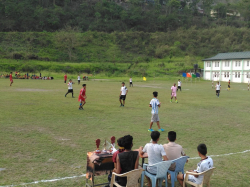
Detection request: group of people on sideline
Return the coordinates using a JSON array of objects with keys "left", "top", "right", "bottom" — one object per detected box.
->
[{"left": 108, "top": 131, "right": 213, "bottom": 187}]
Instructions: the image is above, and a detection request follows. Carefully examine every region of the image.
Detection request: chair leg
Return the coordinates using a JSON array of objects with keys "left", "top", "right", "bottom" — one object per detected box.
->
[
  {"left": 164, "top": 177, "right": 168, "bottom": 187},
  {"left": 159, "top": 178, "right": 163, "bottom": 187},
  {"left": 141, "top": 173, "right": 145, "bottom": 187},
  {"left": 151, "top": 178, "right": 157, "bottom": 187},
  {"left": 171, "top": 173, "right": 175, "bottom": 187},
  {"left": 110, "top": 174, "right": 115, "bottom": 187}
]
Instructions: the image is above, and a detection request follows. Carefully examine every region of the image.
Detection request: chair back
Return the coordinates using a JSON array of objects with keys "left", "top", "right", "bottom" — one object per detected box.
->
[
  {"left": 202, "top": 167, "right": 216, "bottom": 185},
  {"left": 172, "top": 156, "right": 189, "bottom": 173},
  {"left": 154, "top": 161, "right": 172, "bottom": 178},
  {"left": 126, "top": 168, "right": 144, "bottom": 187}
]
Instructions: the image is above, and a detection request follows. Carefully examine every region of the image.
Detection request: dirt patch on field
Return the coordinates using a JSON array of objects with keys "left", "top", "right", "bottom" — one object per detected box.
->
[
  {"left": 16, "top": 88, "right": 51, "bottom": 92},
  {"left": 134, "top": 84, "right": 162, "bottom": 89}
]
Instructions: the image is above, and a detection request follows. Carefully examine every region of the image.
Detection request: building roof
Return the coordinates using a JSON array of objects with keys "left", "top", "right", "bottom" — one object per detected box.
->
[{"left": 203, "top": 51, "right": 250, "bottom": 61}]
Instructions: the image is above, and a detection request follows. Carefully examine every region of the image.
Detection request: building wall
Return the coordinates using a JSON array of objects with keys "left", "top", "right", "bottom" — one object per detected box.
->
[{"left": 203, "top": 60, "right": 250, "bottom": 83}]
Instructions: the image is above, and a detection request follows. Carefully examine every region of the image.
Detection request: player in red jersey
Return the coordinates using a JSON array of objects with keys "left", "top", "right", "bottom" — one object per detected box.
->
[
  {"left": 64, "top": 73, "right": 67, "bottom": 83},
  {"left": 9, "top": 72, "right": 13, "bottom": 86},
  {"left": 78, "top": 84, "right": 87, "bottom": 110}
]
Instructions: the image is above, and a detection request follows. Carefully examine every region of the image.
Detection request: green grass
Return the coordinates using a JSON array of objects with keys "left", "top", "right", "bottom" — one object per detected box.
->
[{"left": 0, "top": 78, "right": 250, "bottom": 187}]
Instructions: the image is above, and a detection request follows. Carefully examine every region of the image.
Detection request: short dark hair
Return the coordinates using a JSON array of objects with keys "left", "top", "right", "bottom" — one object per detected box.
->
[
  {"left": 123, "top": 135, "right": 133, "bottom": 150},
  {"left": 10, "top": 72, "right": 12, "bottom": 74},
  {"left": 82, "top": 84, "right": 86, "bottom": 87},
  {"left": 69, "top": 79, "right": 72, "bottom": 81},
  {"left": 122, "top": 82, "right": 125, "bottom": 84},
  {"left": 168, "top": 131, "right": 176, "bottom": 142},
  {"left": 153, "top": 91, "right": 158, "bottom": 97},
  {"left": 117, "top": 137, "right": 124, "bottom": 147},
  {"left": 151, "top": 131, "right": 160, "bottom": 141},
  {"left": 197, "top": 143, "right": 207, "bottom": 155}
]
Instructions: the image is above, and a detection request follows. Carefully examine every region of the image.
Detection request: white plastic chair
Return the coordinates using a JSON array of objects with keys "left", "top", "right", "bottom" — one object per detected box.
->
[
  {"left": 183, "top": 167, "right": 216, "bottom": 187},
  {"left": 110, "top": 168, "right": 144, "bottom": 187},
  {"left": 141, "top": 161, "right": 173, "bottom": 187},
  {"left": 168, "top": 156, "right": 189, "bottom": 187}
]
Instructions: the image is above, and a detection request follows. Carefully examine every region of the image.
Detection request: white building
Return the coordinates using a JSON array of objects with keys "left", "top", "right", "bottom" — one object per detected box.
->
[{"left": 203, "top": 51, "right": 250, "bottom": 83}]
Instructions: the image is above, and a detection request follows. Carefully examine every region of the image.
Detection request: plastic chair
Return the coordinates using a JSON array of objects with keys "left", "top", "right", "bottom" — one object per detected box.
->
[
  {"left": 167, "top": 156, "right": 189, "bottom": 187},
  {"left": 183, "top": 167, "right": 216, "bottom": 187},
  {"left": 141, "top": 160, "right": 173, "bottom": 187},
  {"left": 110, "top": 168, "right": 144, "bottom": 187}
]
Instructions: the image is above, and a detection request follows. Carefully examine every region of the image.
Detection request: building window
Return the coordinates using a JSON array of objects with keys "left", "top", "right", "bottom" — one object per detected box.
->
[
  {"left": 235, "top": 72, "right": 240, "bottom": 78},
  {"left": 225, "top": 61, "right": 229, "bottom": 67},
  {"left": 207, "top": 62, "right": 211, "bottom": 67},
  {"left": 247, "top": 61, "right": 249, "bottom": 66},
  {"left": 224, "top": 72, "right": 229, "bottom": 78},
  {"left": 247, "top": 72, "right": 250, "bottom": 78},
  {"left": 215, "top": 62, "right": 219, "bottom": 67},
  {"left": 227, "top": 72, "right": 229, "bottom": 77},
  {"left": 235, "top": 61, "right": 241, "bottom": 67}
]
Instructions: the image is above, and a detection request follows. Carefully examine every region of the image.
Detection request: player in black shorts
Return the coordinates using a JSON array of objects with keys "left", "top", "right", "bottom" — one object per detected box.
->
[{"left": 119, "top": 82, "right": 128, "bottom": 107}]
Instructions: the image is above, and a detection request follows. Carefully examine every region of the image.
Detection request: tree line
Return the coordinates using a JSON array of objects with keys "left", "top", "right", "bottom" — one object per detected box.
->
[{"left": 0, "top": 0, "right": 250, "bottom": 32}]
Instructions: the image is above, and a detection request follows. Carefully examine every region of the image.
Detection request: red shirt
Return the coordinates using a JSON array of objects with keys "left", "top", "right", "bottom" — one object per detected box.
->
[
  {"left": 9, "top": 74, "right": 12, "bottom": 81},
  {"left": 64, "top": 75, "right": 67, "bottom": 80},
  {"left": 79, "top": 88, "right": 86, "bottom": 97},
  {"left": 112, "top": 149, "right": 125, "bottom": 163}
]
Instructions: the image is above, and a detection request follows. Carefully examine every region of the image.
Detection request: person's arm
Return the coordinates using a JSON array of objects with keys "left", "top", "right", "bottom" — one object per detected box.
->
[
  {"left": 126, "top": 89, "right": 128, "bottom": 95},
  {"left": 163, "top": 155, "right": 168, "bottom": 161},
  {"left": 139, "top": 146, "right": 145, "bottom": 157},
  {"left": 115, "top": 155, "right": 121, "bottom": 174},
  {"left": 134, "top": 154, "right": 139, "bottom": 169},
  {"left": 157, "top": 100, "right": 161, "bottom": 108},
  {"left": 149, "top": 104, "right": 152, "bottom": 107}
]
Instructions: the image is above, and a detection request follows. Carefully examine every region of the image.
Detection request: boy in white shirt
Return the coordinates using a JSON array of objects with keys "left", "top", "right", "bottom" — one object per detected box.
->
[
  {"left": 129, "top": 77, "right": 133, "bottom": 87},
  {"left": 177, "top": 143, "right": 213, "bottom": 186},
  {"left": 77, "top": 75, "right": 81, "bottom": 85},
  {"left": 215, "top": 82, "right": 221, "bottom": 98},
  {"left": 65, "top": 79, "right": 74, "bottom": 98},
  {"left": 139, "top": 131, "right": 168, "bottom": 187},
  {"left": 177, "top": 79, "right": 181, "bottom": 91},
  {"left": 149, "top": 91, "right": 164, "bottom": 132},
  {"left": 119, "top": 82, "right": 128, "bottom": 107}
]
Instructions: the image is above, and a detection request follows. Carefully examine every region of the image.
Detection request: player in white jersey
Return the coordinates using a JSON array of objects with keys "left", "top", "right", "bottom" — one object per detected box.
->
[
  {"left": 77, "top": 75, "right": 81, "bottom": 85},
  {"left": 177, "top": 143, "right": 213, "bottom": 186},
  {"left": 65, "top": 79, "right": 74, "bottom": 98},
  {"left": 119, "top": 82, "right": 128, "bottom": 107},
  {"left": 148, "top": 91, "right": 164, "bottom": 132},
  {"left": 177, "top": 79, "right": 181, "bottom": 91},
  {"left": 215, "top": 82, "right": 221, "bottom": 98},
  {"left": 129, "top": 77, "right": 133, "bottom": 87},
  {"left": 170, "top": 83, "right": 178, "bottom": 103}
]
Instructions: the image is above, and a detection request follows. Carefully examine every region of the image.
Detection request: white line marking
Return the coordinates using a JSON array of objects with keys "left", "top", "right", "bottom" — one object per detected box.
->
[
  {"left": 189, "top": 149, "right": 250, "bottom": 160},
  {"left": 1, "top": 149, "right": 250, "bottom": 186}
]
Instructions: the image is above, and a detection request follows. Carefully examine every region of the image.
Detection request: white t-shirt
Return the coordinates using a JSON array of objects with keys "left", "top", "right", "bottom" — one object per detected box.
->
[
  {"left": 188, "top": 156, "right": 213, "bottom": 184},
  {"left": 142, "top": 143, "right": 166, "bottom": 174},
  {"left": 216, "top": 84, "right": 221, "bottom": 90},
  {"left": 121, "top": 86, "right": 128, "bottom": 95},
  {"left": 78, "top": 76, "right": 80, "bottom": 80},
  {"left": 68, "top": 82, "right": 73, "bottom": 89},
  {"left": 178, "top": 81, "right": 181, "bottom": 86},
  {"left": 150, "top": 98, "right": 160, "bottom": 114},
  {"left": 130, "top": 78, "right": 132, "bottom": 82}
]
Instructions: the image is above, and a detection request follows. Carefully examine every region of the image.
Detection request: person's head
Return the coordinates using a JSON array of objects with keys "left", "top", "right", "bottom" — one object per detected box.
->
[
  {"left": 117, "top": 137, "right": 124, "bottom": 148},
  {"left": 178, "top": 79, "right": 180, "bottom": 81},
  {"left": 151, "top": 131, "right": 160, "bottom": 142},
  {"left": 217, "top": 82, "right": 219, "bottom": 84},
  {"left": 10, "top": 72, "right": 12, "bottom": 74},
  {"left": 197, "top": 143, "right": 207, "bottom": 156},
  {"left": 69, "top": 79, "right": 72, "bottom": 82},
  {"left": 123, "top": 135, "right": 133, "bottom": 150},
  {"left": 122, "top": 82, "right": 125, "bottom": 86},
  {"left": 82, "top": 84, "right": 86, "bottom": 88},
  {"left": 153, "top": 91, "right": 158, "bottom": 97},
  {"left": 168, "top": 131, "right": 176, "bottom": 142},
  {"left": 174, "top": 83, "right": 176, "bottom": 86}
]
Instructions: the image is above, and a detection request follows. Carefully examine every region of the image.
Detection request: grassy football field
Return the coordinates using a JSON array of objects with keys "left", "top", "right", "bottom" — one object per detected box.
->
[{"left": 0, "top": 77, "right": 249, "bottom": 187}]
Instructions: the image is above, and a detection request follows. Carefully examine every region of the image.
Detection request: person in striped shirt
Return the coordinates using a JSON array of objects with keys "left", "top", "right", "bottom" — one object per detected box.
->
[{"left": 148, "top": 91, "right": 164, "bottom": 132}]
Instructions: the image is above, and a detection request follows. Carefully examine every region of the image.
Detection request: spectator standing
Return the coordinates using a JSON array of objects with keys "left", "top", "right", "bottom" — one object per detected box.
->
[{"left": 64, "top": 73, "right": 67, "bottom": 83}]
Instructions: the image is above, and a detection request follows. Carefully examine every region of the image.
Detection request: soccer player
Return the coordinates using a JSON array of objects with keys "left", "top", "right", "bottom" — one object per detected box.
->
[
  {"left": 176, "top": 144, "right": 213, "bottom": 186},
  {"left": 129, "top": 77, "right": 133, "bottom": 87},
  {"left": 119, "top": 82, "right": 128, "bottom": 107},
  {"left": 77, "top": 74, "right": 81, "bottom": 85},
  {"left": 148, "top": 91, "right": 164, "bottom": 132},
  {"left": 227, "top": 79, "right": 230, "bottom": 91},
  {"left": 170, "top": 83, "right": 178, "bottom": 103},
  {"left": 78, "top": 84, "right": 86, "bottom": 110},
  {"left": 64, "top": 73, "right": 67, "bottom": 83},
  {"left": 65, "top": 79, "right": 74, "bottom": 98},
  {"left": 9, "top": 72, "right": 13, "bottom": 86},
  {"left": 215, "top": 82, "right": 221, "bottom": 98},
  {"left": 177, "top": 79, "right": 181, "bottom": 91}
]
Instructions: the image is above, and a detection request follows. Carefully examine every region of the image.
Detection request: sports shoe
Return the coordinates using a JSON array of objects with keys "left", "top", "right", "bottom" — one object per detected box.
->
[
  {"left": 122, "top": 105, "right": 124, "bottom": 107},
  {"left": 158, "top": 128, "right": 165, "bottom": 132},
  {"left": 72, "top": 96, "right": 75, "bottom": 98},
  {"left": 170, "top": 100, "right": 172, "bottom": 103},
  {"left": 120, "top": 104, "right": 122, "bottom": 107},
  {"left": 65, "top": 95, "right": 66, "bottom": 97},
  {"left": 148, "top": 129, "right": 153, "bottom": 132},
  {"left": 176, "top": 101, "right": 178, "bottom": 103}
]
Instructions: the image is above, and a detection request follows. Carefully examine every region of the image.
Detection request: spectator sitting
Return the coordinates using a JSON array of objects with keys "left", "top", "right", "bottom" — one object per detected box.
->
[
  {"left": 163, "top": 131, "right": 186, "bottom": 171},
  {"left": 177, "top": 144, "right": 213, "bottom": 186},
  {"left": 112, "top": 137, "right": 125, "bottom": 173},
  {"left": 115, "top": 135, "right": 139, "bottom": 186},
  {"left": 139, "top": 131, "right": 167, "bottom": 187}
]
